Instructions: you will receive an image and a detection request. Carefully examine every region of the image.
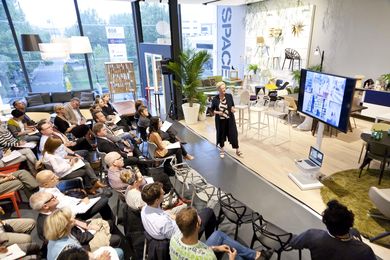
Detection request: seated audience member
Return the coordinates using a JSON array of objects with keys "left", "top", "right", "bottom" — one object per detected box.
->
[
  {"left": 289, "top": 200, "right": 376, "bottom": 260},
  {"left": 170, "top": 206, "right": 273, "bottom": 260},
  {"left": 141, "top": 182, "right": 216, "bottom": 240},
  {"left": 7, "top": 109, "right": 40, "bottom": 142},
  {"left": 93, "top": 111, "right": 141, "bottom": 147},
  {"left": 12, "top": 99, "right": 35, "bottom": 126},
  {"left": 37, "top": 119, "right": 89, "bottom": 159},
  {"left": 42, "top": 137, "right": 105, "bottom": 194},
  {"left": 95, "top": 97, "right": 132, "bottom": 131},
  {"left": 0, "top": 218, "right": 40, "bottom": 257},
  {"left": 105, "top": 151, "right": 172, "bottom": 194},
  {"left": 0, "top": 125, "right": 38, "bottom": 174},
  {"left": 148, "top": 117, "right": 193, "bottom": 174},
  {"left": 134, "top": 99, "right": 145, "bottom": 123},
  {"left": 54, "top": 104, "right": 91, "bottom": 139},
  {"left": 35, "top": 170, "right": 114, "bottom": 221},
  {"left": 29, "top": 192, "right": 122, "bottom": 252},
  {"left": 102, "top": 93, "right": 136, "bottom": 129},
  {"left": 64, "top": 97, "right": 87, "bottom": 125},
  {"left": 0, "top": 169, "right": 38, "bottom": 196},
  {"left": 44, "top": 208, "right": 123, "bottom": 260},
  {"left": 120, "top": 169, "right": 146, "bottom": 211},
  {"left": 57, "top": 245, "right": 122, "bottom": 260},
  {"left": 93, "top": 123, "right": 152, "bottom": 169}
]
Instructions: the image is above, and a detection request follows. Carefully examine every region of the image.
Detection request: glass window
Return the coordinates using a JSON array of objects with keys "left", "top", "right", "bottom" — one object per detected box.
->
[
  {"left": 12, "top": 0, "right": 90, "bottom": 93},
  {"left": 78, "top": 0, "right": 139, "bottom": 99},
  {"left": 140, "top": 2, "right": 170, "bottom": 44},
  {"left": 181, "top": 4, "right": 217, "bottom": 77},
  {"left": 0, "top": 2, "right": 29, "bottom": 104}
]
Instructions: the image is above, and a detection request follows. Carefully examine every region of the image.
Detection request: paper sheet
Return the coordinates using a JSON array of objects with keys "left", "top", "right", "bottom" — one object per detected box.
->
[
  {"left": 63, "top": 159, "right": 85, "bottom": 177},
  {"left": 0, "top": 244, "right": 26, "bottom": 260},
  {"left": 74, "top": 197, "right": 101, "bottom": 214},
  {"left": 1, "top": 150, "right": 22, "bottom": 163},
  {"left": 114, "top": 129, "right": 124, "bottom": 136},
  {"left": 160, "top": 121, "right": 172, "bottom": 132},
  {"left": 27, "top": 129, "right": 39, "bottom": 136},
  {"left": 113, "top": 114, "right": 121, "bottom": 124},
  {"left": 16, "top": 142, "right": 37, "bottom": 149},
  {"left": 166, "top": 141, "right": 180, "bottom": 149}
]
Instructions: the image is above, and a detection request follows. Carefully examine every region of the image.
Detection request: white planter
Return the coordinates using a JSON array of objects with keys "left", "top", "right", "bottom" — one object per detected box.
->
[
  {"left": 182, "top": 103, "right": 200, "bottom": 125},
  {"left": 198, "top": 110, "right": 207, "bottom": 121}
]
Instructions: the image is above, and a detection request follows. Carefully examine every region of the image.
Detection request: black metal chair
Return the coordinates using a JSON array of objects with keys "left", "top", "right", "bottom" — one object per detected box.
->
[
  {"left": 216, "top": 188, "right": 253, "bottom": 240},
  {"left": 123, "top": 205, "right": 145, "bottom": 260},
  {"left": 143, "top": 231, "right": 170, "bottom": 260},
  {"left": 282, "top": 48, "right": 301, "bottom": 71},
  {"left": 359, "top": 141, "right": 390, "bottom": 185},
  {"left": 251, "top": 212, "right": 301, "bottom": 260}
]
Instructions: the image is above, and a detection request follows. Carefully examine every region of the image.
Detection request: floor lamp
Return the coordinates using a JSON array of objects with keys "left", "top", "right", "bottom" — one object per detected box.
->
[{"left": 21, "top": 34, "right": 42, "bottom": 52}]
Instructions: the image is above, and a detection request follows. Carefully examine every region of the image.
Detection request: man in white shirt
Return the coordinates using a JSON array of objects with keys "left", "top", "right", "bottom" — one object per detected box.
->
[
  {"left": 141, "top": 182, "right": 217, "bottom": 240},
  {"left": 35, "top": 170, "right": 114, "bottom": 221}
]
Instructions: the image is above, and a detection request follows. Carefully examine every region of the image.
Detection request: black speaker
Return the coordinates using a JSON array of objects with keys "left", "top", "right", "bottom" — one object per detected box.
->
[{"left": 161, "top": 58, "right": 173, "bottom": 75}]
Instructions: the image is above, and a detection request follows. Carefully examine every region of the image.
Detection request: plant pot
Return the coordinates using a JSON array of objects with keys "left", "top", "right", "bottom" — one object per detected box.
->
[
  {"left": 182, "top": 103, "right": 200, "bottom": 125},
  {"left": 198, "top": 110, "right": 207, "bottom": 121}
]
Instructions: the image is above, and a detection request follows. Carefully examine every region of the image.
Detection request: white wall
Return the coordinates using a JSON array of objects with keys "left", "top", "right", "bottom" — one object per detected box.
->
[{"left": 248, "top": 0, "right": 390, "bottom": 80}]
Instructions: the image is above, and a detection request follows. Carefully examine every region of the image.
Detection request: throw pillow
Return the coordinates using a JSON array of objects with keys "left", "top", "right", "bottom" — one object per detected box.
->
[
  {"left": 26, "top": 94, "right": 44, "bottom": 107},
  {"left": 40, "top": 93, "right": 51, "bottom": 104},
  {"left": 80, "top": 92, "right": 94, "bottom": 102},
  {"left": 52, "top": 92, "right": 72, "bottom": 103}
]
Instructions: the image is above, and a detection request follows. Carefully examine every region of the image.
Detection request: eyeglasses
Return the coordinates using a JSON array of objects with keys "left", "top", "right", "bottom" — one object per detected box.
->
[{"left": 44, "top": 195, "right": 56, "bottom": 204}]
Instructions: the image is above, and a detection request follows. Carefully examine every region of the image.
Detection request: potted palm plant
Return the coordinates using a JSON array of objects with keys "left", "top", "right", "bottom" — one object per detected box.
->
[
  {"left": 197, "top": 92, "right": 208, "bottom": 121},
  {"left": 167, "top": 49, "right": 211, "bottom": 124}
]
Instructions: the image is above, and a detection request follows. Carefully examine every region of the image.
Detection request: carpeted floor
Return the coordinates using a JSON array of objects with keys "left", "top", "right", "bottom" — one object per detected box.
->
[{"left": 320, "top": 168, "right": 390, "bottom": 248}]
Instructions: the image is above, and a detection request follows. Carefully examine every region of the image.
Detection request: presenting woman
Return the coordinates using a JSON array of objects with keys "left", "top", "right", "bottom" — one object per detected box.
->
[{"left": 211, "top": 82, "right": 242, "bottom": 158}]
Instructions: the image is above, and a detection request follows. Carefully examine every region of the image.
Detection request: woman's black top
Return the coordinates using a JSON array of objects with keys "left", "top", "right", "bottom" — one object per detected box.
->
[{"left": 54, "top": 116, "right": 70, "bottom": 134}]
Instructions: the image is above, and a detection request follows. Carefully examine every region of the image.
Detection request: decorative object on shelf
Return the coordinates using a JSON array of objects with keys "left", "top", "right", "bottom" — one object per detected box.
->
[
  {"left": 314, "top": 46, "right": 325, "bottom": 72},
  {"left": 282, "top": 48, "right": 301, "bottom": 71},
  {"left": 105, "top": 61, "right": 137, "bottom": 101},
  {"left": 21, "top": 34, "right": 42, "bottom": 52},
  {"left": 380, "top": 73, "right": 390, "bottom": 91},
  {"left": 166, "top": 49, "right": 211, "bottom": 124},
  {"left": 229, "top": 69, "right": 239, "bottom": 80},
  {"left": 291, "top": 21, "right": 305, "bottom": 36}
]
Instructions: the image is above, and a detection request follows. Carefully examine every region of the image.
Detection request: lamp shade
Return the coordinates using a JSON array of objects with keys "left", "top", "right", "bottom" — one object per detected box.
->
[
  {"left": 256, "top": 36, "right": 265, "bottom": 45},
  {"left": 21, "top": 34, "right": 42, "bottom": 51},
  {"left": 39, "top": 43, "right": 69, "bottom": 60},
  {"left": 69, "top": 36, "right": 92, "bottom": 54}
]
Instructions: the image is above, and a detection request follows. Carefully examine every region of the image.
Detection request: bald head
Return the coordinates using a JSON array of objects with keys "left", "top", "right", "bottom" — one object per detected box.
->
[{"left": 36, "top": 170, "right": 59, "bottom": 188}]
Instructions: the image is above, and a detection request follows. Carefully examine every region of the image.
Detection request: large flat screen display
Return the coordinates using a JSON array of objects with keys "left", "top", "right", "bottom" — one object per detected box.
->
[{"left": 297, "top": 69, "right": 356, "bottom": 133}]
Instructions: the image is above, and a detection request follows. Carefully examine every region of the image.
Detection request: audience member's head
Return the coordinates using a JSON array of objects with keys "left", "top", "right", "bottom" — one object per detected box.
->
[
  {"left": 92, "top": 122, "right": 106, "bottom": 137},
  {"left": 176, "top": 206, "right": 200, "bottom": 237},
  {"left": 90, "top": 104, "right": 102, "bottom": 114},
  {"left": 57, "top": 246, "right": 89, "bottom": 260},
  {"left": 44, "top": 207, "right": 74, "bottom": 241},
  {"left": 54, "top": 104, "right": 65, "bottom": 114},
  {"left": 141, "top": 182, "right": 164, "bottom": 206},
  {"left": 11, "top": 109, "right": 24, "bottom": 120},
  {"left": 43, "top": 137, "right": 62, "bottom": 155},
  {"left": 13, "top": 100, "right": 26, "bottom": 111},
  {"left": 93, "top": 111, "right": 107, "bottom": 123},
  {"left": 29, "top": 191, "right": 59, "bottom": 212},
  {"left": 70, "top": 97, "right": 80, "bottom": 109},
  {"left": 322, "top": 200, "right": 354, "bottom": 237},
  {"left": 36, "top": 170, "right": 59, "bottom": 188},
  {"left": 120, "top": 169, "right": 136, "bottom": 186},
  {"left": 149, "top": 117, "right": 161, "bottom": 133},
  {"left": 102, "top": 93, "right": 111, "bottom": 103},
  {"left": 95, "top": 97, "right": 105, "bottom": 108},
  {"left": 135, "top": 99, "right": 144, "bottom": 112},
  {"left": 37, "top": 120, "right": 53, "bottom": 135},
  {"left": 138, "top": 105, "right": 149, "bottom": 117},
  {"left": 105, "top": 152, "right": 123, "bottom": 168}
]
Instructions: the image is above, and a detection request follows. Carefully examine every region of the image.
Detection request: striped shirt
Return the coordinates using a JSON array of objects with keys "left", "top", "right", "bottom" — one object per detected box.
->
[
  {"left": 218, "top": 97, "right": 229, "bottom": 119},
  {"left": 0, "top": 127, "right": 19, "bottom": 148}
]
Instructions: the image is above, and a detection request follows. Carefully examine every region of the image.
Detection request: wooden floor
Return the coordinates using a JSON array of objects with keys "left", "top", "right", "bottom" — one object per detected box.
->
[{"left": 183, "top": 112, "right": 390, "bottom": 259}]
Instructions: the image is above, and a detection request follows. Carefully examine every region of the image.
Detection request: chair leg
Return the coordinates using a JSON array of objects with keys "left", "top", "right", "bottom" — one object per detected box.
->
[
  {"left": 277, "top": 252, "right": 282, "bottom": 260},
  {"left": 11, "top": 195, "right": 21, "bottom": 218},
  {"left": 282, "top": 58, "right": 286, "bottom": 69},
  {"left": 234, "top": 224, "right": 239, "bottom": 240},
  {"left": 250, "top": 234, "right": 256, "bottom": 248},
  {"left": 298, "top": 249, "right": 302, "bottom": 260},
  {"left": 115, "top": 197, "right": 121, "bottom": 225},
  {"left": 370, "top": 231, "right": 390, "bottom": 242},
  {"left": 142, "top": 238, "right": 148, "bottom": 260},
  {"left": 378, "top": 161, "right": 385, "bottom": 185}
]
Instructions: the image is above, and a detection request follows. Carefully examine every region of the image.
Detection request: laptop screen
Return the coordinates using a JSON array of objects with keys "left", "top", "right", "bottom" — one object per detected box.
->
[{"left": 309, "top": 146, "right": 324, "bottom": 166}]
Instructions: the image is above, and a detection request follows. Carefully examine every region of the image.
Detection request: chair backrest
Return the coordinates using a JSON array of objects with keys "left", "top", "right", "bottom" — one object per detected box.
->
[
  {"left": 96, "top": 148, "right": 108, "bottom": 172},
  {"left": 367, "top": 142, "right": 389, "bottom": 157},
  {"left": 144, "top": 231, "right": 170, "bottom": 260},
  {"left": 239, "top": 90, "right": 250, "bottom": 105},
  {"left": 371, "top": 123, "right": 390, "bottom": 131},
  {"left": 268, "top": 90, "right": 278, "bottom": 102},
  {"left": 138, "top": 126, "right": 148, "bottom": 141},
  {"left": 283, "top": 96, "right": 297, "bottom": 111},
  {"left": 251, "top": 212, "right": 292, "bottom": 251},
  {"left": 275, "top": 79, "right": 283, "bottom": 87},
  {"left": 217, "top": 188, "right": 248, "bottom": 223},
  {"left": 369, "top": 186, "right": 390, "bottom": 218},
  {"left": 147, "top": 141, "right": 157, "bottom": 160}
]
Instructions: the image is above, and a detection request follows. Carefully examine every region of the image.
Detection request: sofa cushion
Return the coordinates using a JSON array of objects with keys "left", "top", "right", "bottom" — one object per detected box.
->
[
  {"left": 25, "top": 103, "right": 62, "bottom": 113},
  {"left": 72, "top": 90, "right": 83, "bottom": 99},
  {"left": 80, "top": 101, "right": 93, "bottom": 109},
  {"left": 80, "top": 92, "right": 94, "bottom": 102},
  {"left": 26, "top": 94, "right": 44, "bottom": 107},
  {"left": 40, "top": 93, "right": 51, "bottom": 104},
  {"left": 52, "top": 92, "right": 72, "bottom": 103}
]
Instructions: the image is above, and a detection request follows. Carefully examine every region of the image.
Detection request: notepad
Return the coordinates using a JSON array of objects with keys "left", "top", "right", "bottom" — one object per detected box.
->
[
  {"left": 113, "top": 114, "right": 122, "bottom": 124},
  {"left": 166, "top": 141, "right": 180, "bottom": 149},
  {"left": 160, "top": 121, "right": 172, "bottom": 132},
  {"left": 74, "top": 197, "right": 101, "bottom": 214},
  {"left": 114, "top": 129, "right": 124, "bottom": 136},
  {"left": 0, "top": 244, "right": 26, "bottom": 260},
  {"left": 16, "top": 142, "right": 37, "bottom": 149},
  {"left": 63, "top": 159, "right": 85, "bottom": 177},
  {"left": 1, "top": 151, "right": 22, "bottom": 163}
]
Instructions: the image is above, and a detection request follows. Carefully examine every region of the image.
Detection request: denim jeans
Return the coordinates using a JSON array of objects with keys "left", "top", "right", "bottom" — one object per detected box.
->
[{"left": 205, "top": 231, "right": 256, "bottom": 260}]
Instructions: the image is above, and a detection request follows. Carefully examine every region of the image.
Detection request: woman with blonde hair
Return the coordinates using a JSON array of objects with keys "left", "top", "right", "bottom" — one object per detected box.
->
[
  {"left": 211, "top": 81, "right": 241, "bottom": 158},
  {"left": 42, "top": 137, "right": 106, "bottom": 194}
]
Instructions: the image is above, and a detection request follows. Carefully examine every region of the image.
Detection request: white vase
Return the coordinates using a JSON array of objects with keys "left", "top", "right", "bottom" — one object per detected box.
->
[
  {"left": 182, "top": 103, "right": 200, "bottom": 125},
  {"left": 198, "top": 110, "right": 207, "bottom": 121}
]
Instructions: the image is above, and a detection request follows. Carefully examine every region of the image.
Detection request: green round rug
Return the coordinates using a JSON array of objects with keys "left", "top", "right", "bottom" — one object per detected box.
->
[{"left": 320, "top": 168, "right": 390, "bottom": 248}]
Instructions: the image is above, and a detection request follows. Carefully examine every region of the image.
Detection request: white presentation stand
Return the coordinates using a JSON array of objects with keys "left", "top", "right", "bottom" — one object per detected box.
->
[{"left": 289, "top": 122, "right": 325, "bottom": 190}]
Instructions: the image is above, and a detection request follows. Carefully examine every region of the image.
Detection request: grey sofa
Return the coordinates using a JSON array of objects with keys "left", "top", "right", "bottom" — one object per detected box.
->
[{"left": 25, "top": 90, "right": 95, "bottom": 112}]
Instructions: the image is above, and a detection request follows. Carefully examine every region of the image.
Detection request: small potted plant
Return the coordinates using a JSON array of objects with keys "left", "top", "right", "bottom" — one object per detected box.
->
[
  {"left": 167, "top": 49, "right": 211, "bottom": 124},
  {"left": 380, "top": 73, "right": 390, "bottom": 91}
]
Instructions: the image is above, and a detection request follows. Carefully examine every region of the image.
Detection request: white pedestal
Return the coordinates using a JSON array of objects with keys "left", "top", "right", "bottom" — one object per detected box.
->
[{"left": 288, "top": 172, "right": 323, "bottom": 190}]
